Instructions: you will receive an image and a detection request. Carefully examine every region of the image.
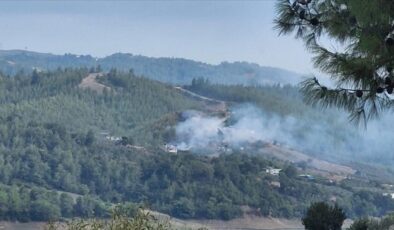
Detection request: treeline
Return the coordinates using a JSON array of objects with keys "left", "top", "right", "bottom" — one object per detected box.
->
[
  {"left": 187, "top": 77, "right": 307, "bottom": 117},
  {"left": 0, "top": 50, "right": 300, "bottom": 85}
]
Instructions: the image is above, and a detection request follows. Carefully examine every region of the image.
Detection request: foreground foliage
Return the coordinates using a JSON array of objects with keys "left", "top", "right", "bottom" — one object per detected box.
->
[
  {"left": 302, "top": 202, "right": 346, "bottom": 230},
  {"left": 45, "top": 206, "right": 173, "bottom": 230},
  {"left": 349, "top": 214, "right": 394, "bottom": 230},
  {"left": 275, "top": 0, "right": 394, "bottom": 123}
]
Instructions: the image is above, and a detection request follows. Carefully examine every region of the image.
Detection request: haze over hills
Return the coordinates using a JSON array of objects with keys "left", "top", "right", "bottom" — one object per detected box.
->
[{"left": 0, "top": 50, "right": 303, "bottom": 85}]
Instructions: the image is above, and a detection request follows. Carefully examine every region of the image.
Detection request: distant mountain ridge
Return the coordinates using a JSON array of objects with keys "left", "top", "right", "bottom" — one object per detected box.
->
[{"left": 0, "top": 49, "right": 303, "bottom": 85}]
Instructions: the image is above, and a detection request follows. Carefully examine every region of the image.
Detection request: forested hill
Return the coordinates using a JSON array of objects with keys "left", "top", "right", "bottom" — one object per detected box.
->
[
  {"left": 0, "top": 50, "right": 302, "bottom": 85},
  {"left": 0, "top": 68, "right": 393, "bottom": 223}
]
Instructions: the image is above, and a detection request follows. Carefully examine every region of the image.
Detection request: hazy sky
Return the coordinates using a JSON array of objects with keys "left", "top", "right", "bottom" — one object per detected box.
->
[{"left": 0, "top": 1, "right": 316, "bottom": 74}]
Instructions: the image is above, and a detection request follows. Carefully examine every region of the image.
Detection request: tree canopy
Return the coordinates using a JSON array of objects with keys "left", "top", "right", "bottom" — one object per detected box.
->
[
  {"left": 302, "top": 202, "right": 346, "bottom": 230},
  {"left": 274, "top": 0, "right": 394, "bottom": 123},
  {"left": 0, "top": 69, "right": 392, "bottom": 221}
]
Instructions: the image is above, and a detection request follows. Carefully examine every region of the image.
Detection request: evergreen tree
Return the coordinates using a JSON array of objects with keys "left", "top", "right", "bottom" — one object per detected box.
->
[
  {"left": 275, "top": 0, "right": 394, "bottom": 123},
  {"left": 59, "top": 193, "right": 74, "bottom": 218},
  {"left": 84, "top": 130, "right": 95, "bottom": 146},
  {"left": 302, "top": 202, "right": 346, "bottom": 230}
]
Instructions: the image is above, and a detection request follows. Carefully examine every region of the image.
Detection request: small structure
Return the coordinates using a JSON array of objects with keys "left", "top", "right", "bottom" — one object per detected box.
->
[
  {"left": 329, "top": 196, "right": 337, "bottom": 202},
  {"left": 164, "top": 144, "right": 178, "bottom": 154},
  {"left": 382, "top": 184, "right": 394, "bottom": 189},
  {"left": 270, "top": 181, "right": 281, "bottom": 188},
  {"left": 265, "top": 167, "right": 282, "bottom": 176},
  {"left": 383, "top": 193, "right": 394, "bottom": 199},
  {"left": 106, "top": 136, "right": 122, "bottom": 142},
  {"left": 299, "top": 174, "right": 315, "bottom": 180},
  {"left": 99, "top": 131, "right": 110, "bottom": 136}
]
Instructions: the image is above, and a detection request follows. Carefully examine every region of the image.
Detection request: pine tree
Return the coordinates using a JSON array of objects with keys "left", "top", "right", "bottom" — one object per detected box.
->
[
  {"left": 274, "top": 0, "right": 394, "bottom": 123},
  {"left": 302, "top": 202, "right": 346, "bottom": 230}
]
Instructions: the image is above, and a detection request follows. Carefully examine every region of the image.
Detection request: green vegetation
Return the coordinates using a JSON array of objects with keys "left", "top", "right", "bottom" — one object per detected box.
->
[
  {"left": 45, "top": 206, "right": 173, "bottom": 230},
  {"left": 349, "top": 215, "right": 394, "bottom": 230},
  {"left": 302, "top": 202, "right": 346, "bottom": 230},
  {"left": 275, "top": 0, "right": 394, "bottom": 122},
  {"left": 0, "top": 69, "right": 392, "bottom": 222},
  {"left": 0, "top": 68, "right": 200, "bottom": 144},
  {"left": 187, "top": 77, "right": 306, "bottom": 117},
  {"left": 185, "top": 78, "right": 394, "bottom": 172},
  {"left": 50, "top": 202, "right": 394, "bottom": 230},
  {"left": 0, "top": 50, "right": 300, "bottom": 85},
  {"left": 0, "top": 184, "right": 110, "bottom": 221}
]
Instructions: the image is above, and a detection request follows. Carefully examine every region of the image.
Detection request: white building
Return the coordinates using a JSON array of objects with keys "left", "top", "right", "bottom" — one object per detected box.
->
[
  {"left": 383, "top": 193, "right": 394, "bottom": 199},
  {"left": 265, "top": 168, "right": 282, "bottom": 176},
  {"left": 164, "top": 144, "right": 178, "bottom": 154},
  {"left": 106, "top": 136, "right": 122, "bottom": 142}
]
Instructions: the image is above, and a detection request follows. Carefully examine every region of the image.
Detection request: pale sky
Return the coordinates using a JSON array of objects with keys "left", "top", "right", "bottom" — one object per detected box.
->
[{"left": 0, "top": 0, "right": 316, "bottom": 74}]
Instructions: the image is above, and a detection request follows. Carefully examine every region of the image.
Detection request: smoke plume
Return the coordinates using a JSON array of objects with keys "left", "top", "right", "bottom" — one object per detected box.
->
[{"left": 175, "top": 104, "right": 394, "bottom": 166}]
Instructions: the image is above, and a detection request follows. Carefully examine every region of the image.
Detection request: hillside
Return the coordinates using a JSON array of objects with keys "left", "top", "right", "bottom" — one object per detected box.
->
[
  {"left": 0, "top": 68, "right": 393, "bottom": 224},
  {"left": 0, "top": 50, "right": 302, "bottom": 85},
  {"left": 183, "top": 80, "right": 394, "bottom": 174}
]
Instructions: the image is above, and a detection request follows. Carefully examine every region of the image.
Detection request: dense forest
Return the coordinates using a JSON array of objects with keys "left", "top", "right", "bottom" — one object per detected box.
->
[{"left": 0, "top": 68, "right": 392, "bottom": 222}]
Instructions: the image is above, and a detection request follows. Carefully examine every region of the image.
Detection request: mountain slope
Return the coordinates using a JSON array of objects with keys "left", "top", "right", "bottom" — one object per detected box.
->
[
  {"left": 0, "top": 69, "right": 393, "bottom": 223},
  {"left": 0, "top": 50, "right": 302, "bottom": 85}
]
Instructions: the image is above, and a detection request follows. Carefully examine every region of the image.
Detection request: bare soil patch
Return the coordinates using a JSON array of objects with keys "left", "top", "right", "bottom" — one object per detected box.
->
[{"left": 78, "top": 73, "right": 111, "bottom": 94}]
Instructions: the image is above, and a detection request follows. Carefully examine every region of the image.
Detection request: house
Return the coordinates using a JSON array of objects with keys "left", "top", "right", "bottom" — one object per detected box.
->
[
  {"left": 164, "top": 144, "right": 178, "bottom": 154},
  {"left": 265, "top": 168, "right": 282, "bottom": 176},
  {"left": 105, "top": 136, "right": 122, "bottom": 142}
]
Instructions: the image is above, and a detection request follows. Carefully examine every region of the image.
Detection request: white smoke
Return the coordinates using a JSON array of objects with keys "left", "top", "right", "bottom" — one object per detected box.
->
[
  {"left": 176, "top": 115, "right": 224, "bottom": 150},
  {"left": 175, "top": 104, "right": 394, "bottom": 167},
  {"left": 175, "top": 104, "right": 304, "bottom": 151}
]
